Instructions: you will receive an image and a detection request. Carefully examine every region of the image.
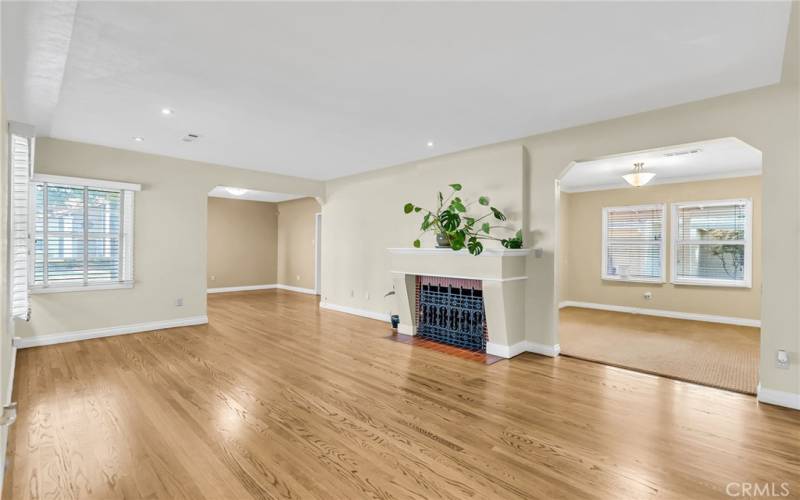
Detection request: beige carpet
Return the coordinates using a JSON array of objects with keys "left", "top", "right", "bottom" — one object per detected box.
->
[{"left": 559, "top": 307, "right": 760, "bottom": 394}]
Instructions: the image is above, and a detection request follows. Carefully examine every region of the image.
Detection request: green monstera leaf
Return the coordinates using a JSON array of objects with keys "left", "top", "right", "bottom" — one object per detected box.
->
[
  {"left": 413, "top": 239, "right": 421, "bottom": 248},
  {"left": 449, "top": 183, "right": 462, "bottom": 191},
  {"left": 467, "top": 237, "right": 484, "bottom": 256},
  {"left": 481, "top": 222, "right": 491, "bottom": 234},
  {"left": 450, "top": 197, "right": 467, "bottom": 213},
  {"left": 478, "top": 196, "right": 489, "bottom": 206},
  {"left": 501, "top": 230, "right": 523, "bottom": 249},
  {"left": 449, "top": 230, "right": 466, "bottom": 251},
  {"left": 440, "top": 209, "right": 461, "bottom": 232},
  {"left": 421, "top": 213, "right": 432, "bottom": 230},
  {"left": 491, "top": 207, "right": 507, "bottom": 221},
  {"left": 404, "top": 203, "right": 414, "bottom": 214}
]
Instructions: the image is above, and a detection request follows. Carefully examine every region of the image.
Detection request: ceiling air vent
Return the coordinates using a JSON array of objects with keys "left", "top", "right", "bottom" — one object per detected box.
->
[
  {"left": 663, "top": 148, "right": 702, "bottom": 157},
  {"left": 181, "top": 133, "right": 200, "bottom": 143}
]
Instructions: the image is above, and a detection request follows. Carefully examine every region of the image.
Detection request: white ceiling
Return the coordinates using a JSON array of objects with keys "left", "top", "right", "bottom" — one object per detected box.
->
[
  {"left": 208, "top": 186, "right": 306, "bottom": 203},
  {"left": 559, "top": 137, "right": 762, "bottom": 192},
  {"left": 2, "top": 1, "right": 791, "bottom": 181}
]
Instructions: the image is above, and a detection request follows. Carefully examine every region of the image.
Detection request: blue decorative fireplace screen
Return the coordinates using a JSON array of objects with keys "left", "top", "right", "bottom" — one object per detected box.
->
[{"left": 415, "top": 276, "right": 487, "bottom": 352}]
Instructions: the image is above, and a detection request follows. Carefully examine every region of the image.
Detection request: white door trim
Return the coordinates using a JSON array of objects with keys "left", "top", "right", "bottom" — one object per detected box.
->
[{"left": 314, "top": 212, "right": 322, "bottom": 295}]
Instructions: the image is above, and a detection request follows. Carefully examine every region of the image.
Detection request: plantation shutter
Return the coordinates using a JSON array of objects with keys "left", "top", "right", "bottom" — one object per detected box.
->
[
  {"left": 602, "top": 204, "right": 665, "bottom": 282},
  {"left": 9, "top": 124, "right": 34, "bottom": 319}
]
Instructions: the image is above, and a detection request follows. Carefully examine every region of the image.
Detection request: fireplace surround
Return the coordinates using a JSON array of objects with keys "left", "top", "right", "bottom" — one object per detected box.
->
[{"left": 388, "top": 247, "right": 540, "bottom": 358}]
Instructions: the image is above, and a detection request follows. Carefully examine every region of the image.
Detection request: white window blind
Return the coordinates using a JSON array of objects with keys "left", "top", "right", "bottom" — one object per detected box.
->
[
  {"left": 30, "top": 175, "right": 138, "bottom": 293},
  {"left": 602, "top": 204, "right": 665, "bottom": 282},
  {"left": 9, "top": 130, "right": 33, "bottom": 319},
  {"left": 671, "top": 199, "right": 752, "bottom": 287}
]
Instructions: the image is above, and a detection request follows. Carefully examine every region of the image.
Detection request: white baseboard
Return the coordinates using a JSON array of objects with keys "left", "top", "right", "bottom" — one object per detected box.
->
[
  {"left": 757, "top": 384, "right": 800, "bottom": 410},
  {"left": 15, "top": 316, "right": 209, "bottom": 348},
  {"left": 208, "top": 284, "right": 276, "bottom": 293},
  {"left": 207, "top": 284, "right": 318, "bottom": 295},
  {"left": 319, "top": 302, "right": 391, "bottom": 322},
  {"left": 487, "top": 340, "right": 527, "bottom": 358},
  {"left": 397, "top": 323, "right": 413, "bottom": 336},
  {"left": 487, "top": 340, "right": 560, "bottom": 358},
  {"left": 559, "top": 300, "right": 760, "bottom": 328},
  {"left": 276, "top": 284, "right": 317, "bottom": 295},
  {"left": 526, "top": 341, "right": 561, "bottom": 357}
]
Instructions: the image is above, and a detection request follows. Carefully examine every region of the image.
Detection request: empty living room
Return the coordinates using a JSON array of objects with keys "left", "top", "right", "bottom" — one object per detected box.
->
[{"left": 1, "top": 1, "right": 798, "bottom": 499}]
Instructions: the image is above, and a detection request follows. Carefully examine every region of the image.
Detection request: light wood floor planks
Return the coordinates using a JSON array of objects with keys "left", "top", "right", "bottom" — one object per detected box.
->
[{"left": 4, "top": 290, "right": 799, "bottom": 499}]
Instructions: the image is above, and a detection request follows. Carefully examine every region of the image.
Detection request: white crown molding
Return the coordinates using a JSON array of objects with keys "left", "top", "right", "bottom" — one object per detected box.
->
[
  {"left": 207, "top": 284, "right": 277, "bottom": 293},
  {"left": 387, "top": 247, "right": 531, "bottom": 257},
  {"left": 560, "top": 169, "right": 762, "bottom": 193},
  {"left": 559, "top": 300, "right": 760, "bottom": 328},
  {"left": 319, "top": 302, "right": 392, "bottom": 322},
  {"left": 757, "top": 384, "right": 800, "bottom": 410},
  {"left": 15, "top": 316, "right": 209, "bottom": 348}
]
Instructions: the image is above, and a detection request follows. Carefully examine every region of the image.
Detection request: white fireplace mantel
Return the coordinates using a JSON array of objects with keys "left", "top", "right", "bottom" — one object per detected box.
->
[
  {"left": 387, "top": 247, "right": 531, "bottom": 257},
  {"left": 388, "top": 246, "right": 530, "bottom": 358}
]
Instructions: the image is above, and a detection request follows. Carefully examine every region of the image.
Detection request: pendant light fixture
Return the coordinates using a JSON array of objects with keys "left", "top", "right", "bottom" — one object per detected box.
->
[{"left": 622, "top": 162, "right": 656, "bottom": 187}]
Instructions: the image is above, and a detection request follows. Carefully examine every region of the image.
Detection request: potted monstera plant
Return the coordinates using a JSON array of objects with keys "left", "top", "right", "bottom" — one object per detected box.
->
[{"left": 403, "top": 183, "right": 523, "bottom": 256}]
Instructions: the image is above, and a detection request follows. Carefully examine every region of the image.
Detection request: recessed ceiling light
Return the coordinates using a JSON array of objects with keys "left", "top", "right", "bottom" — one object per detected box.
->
[
  {"left": 224, "top": 187, "right": 248, "bottom": 196},
  {"left": 133, "top": 136, "right": 144, "bottom": 142},
  {"left": 426, "top": 141, "right": 434, "bottom": 148},
  {"left": 161, "top": 108, "right": 175, "bottom": 116}
]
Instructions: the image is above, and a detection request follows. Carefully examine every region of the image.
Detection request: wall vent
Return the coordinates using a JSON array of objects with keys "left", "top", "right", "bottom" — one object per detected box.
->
[{"left": 663, "top": 148, "right": 702, "bottom": 157}]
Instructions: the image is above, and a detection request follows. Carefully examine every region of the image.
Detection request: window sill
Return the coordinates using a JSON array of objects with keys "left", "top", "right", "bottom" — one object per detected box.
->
[
  {"left": 602, "top": 276, "right": 664, "bottom": 284},
  {"left": 672, "top": 279, "right": 751, "bottom": 289},
  {"left": 30, "top": 282, "right": 134, "bottom": 294}
]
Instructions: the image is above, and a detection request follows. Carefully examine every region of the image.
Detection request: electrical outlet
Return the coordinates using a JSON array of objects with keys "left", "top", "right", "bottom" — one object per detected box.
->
[
  {"left": 175, "top": 298, "right": 184, "bottom": 307},
  {"left": 210, "top": 275, "right": 216, "bottom": 281},
  {"left": 643, "top": 292, "right": 652, "bottom": 300},
  {"left": 365, "top": 291, "right": 370, "bottom": 300},
  {"left": 296, "top": 275, "right": 301, "bottom": 281},
  {"left": 776, "top": 350, "right": 790, "bottom": 369},
  {"left": 350, "top": 289, "right": 355, "bottom": 298}
]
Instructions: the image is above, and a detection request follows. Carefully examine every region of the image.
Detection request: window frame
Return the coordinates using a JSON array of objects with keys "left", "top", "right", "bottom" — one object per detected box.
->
[
  {"left": 670, "top": 198, "right": 752, "bottom": 288},
  {"left": 28, "top": 174, "right": 140, "bottom": 294},
  {"left": 601, "top": 203, "right": 666, "bottom": 284}
]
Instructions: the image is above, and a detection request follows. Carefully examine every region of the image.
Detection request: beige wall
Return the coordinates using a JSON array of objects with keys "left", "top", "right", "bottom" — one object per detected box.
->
[
  {"left": 277, "top": 197, "right": 320, "bottom": 290},
  {"left": 561, "top": 176, "right": 762, "bottom": 320},
  {"left": 207, "top": 197, "right": 278, "bottom": 288},
  {"left": 17, "top": 138, "right": 323, "bottom": 340},
  {"left": 322, "top": 144, "right": 526, "bottom": 315},
  {"left": 321, "top": 18, "right": 799, "bottom": 398}
]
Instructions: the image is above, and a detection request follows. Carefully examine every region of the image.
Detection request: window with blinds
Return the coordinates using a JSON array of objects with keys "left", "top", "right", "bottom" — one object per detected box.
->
[
  {"left": 602, "top": 204, "right": 665, "bottom": 282},
  {"left": 30, "top": 176, "right": 137, "bottom": 292},
  {"left": 671, "top": 199, "right": 752, "bottom": 287}
]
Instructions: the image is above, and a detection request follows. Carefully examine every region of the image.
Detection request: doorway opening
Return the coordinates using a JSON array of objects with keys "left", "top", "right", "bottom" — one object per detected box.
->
[
  {"left": 555, "top": 137, "right": 762, "bottom": 394},
  {"left": 206, "top": 186, "right": 322, "bottom": 296}
]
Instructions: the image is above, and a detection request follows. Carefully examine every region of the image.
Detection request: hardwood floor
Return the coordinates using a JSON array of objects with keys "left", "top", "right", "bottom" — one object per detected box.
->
[{"left": 5, "top": 290, "right": 799, "bottom": 499}]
